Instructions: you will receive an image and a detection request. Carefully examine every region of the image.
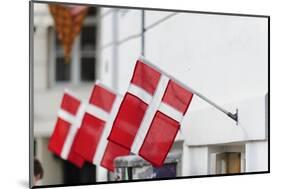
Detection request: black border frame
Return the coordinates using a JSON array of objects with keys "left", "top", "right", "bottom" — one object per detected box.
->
[{"left": 29, "top": 0, "right": 270, "bottom": 188}]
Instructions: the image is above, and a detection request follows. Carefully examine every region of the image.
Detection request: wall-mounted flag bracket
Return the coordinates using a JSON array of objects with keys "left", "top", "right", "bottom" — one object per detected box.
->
[{"left": 227, "top": 109, "right": 239, "bottom": 124}]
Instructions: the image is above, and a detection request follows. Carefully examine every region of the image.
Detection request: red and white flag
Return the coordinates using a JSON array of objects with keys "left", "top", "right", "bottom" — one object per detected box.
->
[
  {"left": 48, "top": 90, "right": 86, "bottom": 167},
  {"left": 72, "top": 83, "right": 130, "bottom": 172},
  {"left": 108, "top": 57, "right": 194, "bottom": 167}
]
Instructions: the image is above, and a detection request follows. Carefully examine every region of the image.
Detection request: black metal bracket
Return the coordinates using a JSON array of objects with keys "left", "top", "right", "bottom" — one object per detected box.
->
[{"left": 227, "top": 108, "right": 239, "bottom": 125}]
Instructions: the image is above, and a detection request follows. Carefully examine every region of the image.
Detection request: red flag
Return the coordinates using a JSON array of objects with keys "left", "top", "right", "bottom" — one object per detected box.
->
[
  {"left": 72, "top": 83, "right": 130, "bottom": 172},
  {"left": 48, "top": 90, "right": 86, "bottom": 167},
  {"left": 108, "top": 57, "right": 193, "bottom": 167}
]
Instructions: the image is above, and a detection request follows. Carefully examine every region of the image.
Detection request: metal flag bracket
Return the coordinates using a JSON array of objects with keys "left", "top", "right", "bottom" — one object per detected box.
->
[{"left": 227, "top": 108, "right": 239, "bottom": 125}]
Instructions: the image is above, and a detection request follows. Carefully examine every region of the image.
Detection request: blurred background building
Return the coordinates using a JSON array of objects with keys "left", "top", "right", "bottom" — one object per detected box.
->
[{"left": 33, "top": 2, "right": 268, "bottom": 186}]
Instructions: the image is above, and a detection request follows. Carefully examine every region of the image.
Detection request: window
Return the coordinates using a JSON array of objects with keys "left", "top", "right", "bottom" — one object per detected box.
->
[
  {"left": 50, "top": 7, "right": 99, "bottom": 86},
  {"left": 215, "top": 152, "right": 241, "bottom": 174},
  {"left": 80, "top": 23, "right": 97, "bottom": 81},
  {"left": 55, "top": 45, "right": 72, "bottom": 82},
  {"left": 209, "top": 145, "right": 245, "bottom": 175}
]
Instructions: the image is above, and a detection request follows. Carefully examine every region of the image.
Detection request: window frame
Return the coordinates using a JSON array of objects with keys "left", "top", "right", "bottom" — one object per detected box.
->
[
  {"left": 48, "top": 11, "right": 99, "bottom": 88},
  {"left": 209, "top": 145, "right": 245, "bottom": 175}
]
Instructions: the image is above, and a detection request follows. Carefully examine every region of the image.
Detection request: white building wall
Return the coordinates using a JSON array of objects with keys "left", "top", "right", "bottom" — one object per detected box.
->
[
  {"left": 245, "top": 141, "right": 268, "bottom": 172},
  {"left": 99, "top": 9, "right": 268, "bottom": 143},
  {"left": 117, "top": 9, "right": 142, "bottom": 42},
  {"left": 144, "top": 12, "right": 268, "bottom": 102},
  {"left": 184, "top": 146, "right": 209, "bottom": 176},
  {"left": 100, "top": 10, "right": 268, "bottom": 143},
  {"left": 34, "top": 28, "right": 48, "bottom": 90},
  {"left": 99, "top": 8, "right": 115, "bottom": 89},
  {"left": 99, "top": 45, "right": 115, "bottom": 88},
  {"left": 99, "top": 9, "right": 142, "bottom": 93},
  {"left": 116, "top": 9, "right": 142, "bottom": 93},
  {"left": 144, "top": 11, "right": 268, "bottom": 143},
  {"left": 181, "top": 94, "right": 267, "bottom": 145},
  {"left": 117, "top": 38, "right": 141, "bottom": 93},
  {"left": 100, "top": 8, "right": 114, "bottom": 47}
]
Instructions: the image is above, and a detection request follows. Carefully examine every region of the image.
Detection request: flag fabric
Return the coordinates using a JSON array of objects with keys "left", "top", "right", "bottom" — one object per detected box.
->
[
  {"left": 48, "top": 56, "right": 194, "bottom": 169},
  {"left": 48, "top": 90, "right": 86, "bottom": 167},
  {"left": 72, "top": 83, "right": 130, "bottom": 172},
  {"left": 48, "top": 5, "right": 88, "bottom": 61},
  {"left": 108, "top": 57, "right": 194, "bottom": 167}
]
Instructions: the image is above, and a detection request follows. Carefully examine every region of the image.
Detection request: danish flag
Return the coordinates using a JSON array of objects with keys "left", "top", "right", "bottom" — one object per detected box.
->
[
  {"left": 48, "top": 90, "right": 86, "bottom": 167},
  {"left": 108, "top": 57, "right": 194, "bottom": 167},
  {"left": 72, "top": 83, "right": 130, "bottom": 172}
]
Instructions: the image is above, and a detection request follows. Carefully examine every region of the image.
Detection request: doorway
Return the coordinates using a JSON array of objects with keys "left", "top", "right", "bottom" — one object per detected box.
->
[{"left": 216, "top": 152, "right": 241, "bottom": 174}]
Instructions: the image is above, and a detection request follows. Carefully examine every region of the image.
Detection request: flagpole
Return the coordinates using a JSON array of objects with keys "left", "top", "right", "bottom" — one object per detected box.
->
[
  {"left": 190, "top": 90, "right": 238, "bottom": 123},
  {"left": 138, "top": 55, "right": 239, "bottom": 124}
]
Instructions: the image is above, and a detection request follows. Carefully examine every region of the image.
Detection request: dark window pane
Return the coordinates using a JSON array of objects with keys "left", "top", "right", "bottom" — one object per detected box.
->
[
  {"left": 152, "top": 163, "right": 177, "bottom": 178},
  {"left": 81, "top": 25, "right": 96, "bottom": 51},
  {"left": 56, "top": 58, "right": 71, "bottom": 81},
  {"left": 87, "top": 7, "right": 98, "bottom": 16},
  {"left": 34, "top": 139, "right": 37, "bottom": 156},
  {"left": 63, "top": 161, "right": 96, "bottom": 184},
  {"left": 55, "top": 35, "right": 64, "bottom": 53},
  {"left": 81, "top": 58, "right": 95, "bottom": 81}
]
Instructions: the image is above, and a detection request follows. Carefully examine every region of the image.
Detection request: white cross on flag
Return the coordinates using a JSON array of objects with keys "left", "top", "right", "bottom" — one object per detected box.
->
[
  {"left": 48, "top": 90, "right": 86, "bottom": 167},
  {"left": 108, "top": 57, "right": 194, "bottom": 167},
  {"left": 72, "top": 83, "right": 130, "bottom": 171}
]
